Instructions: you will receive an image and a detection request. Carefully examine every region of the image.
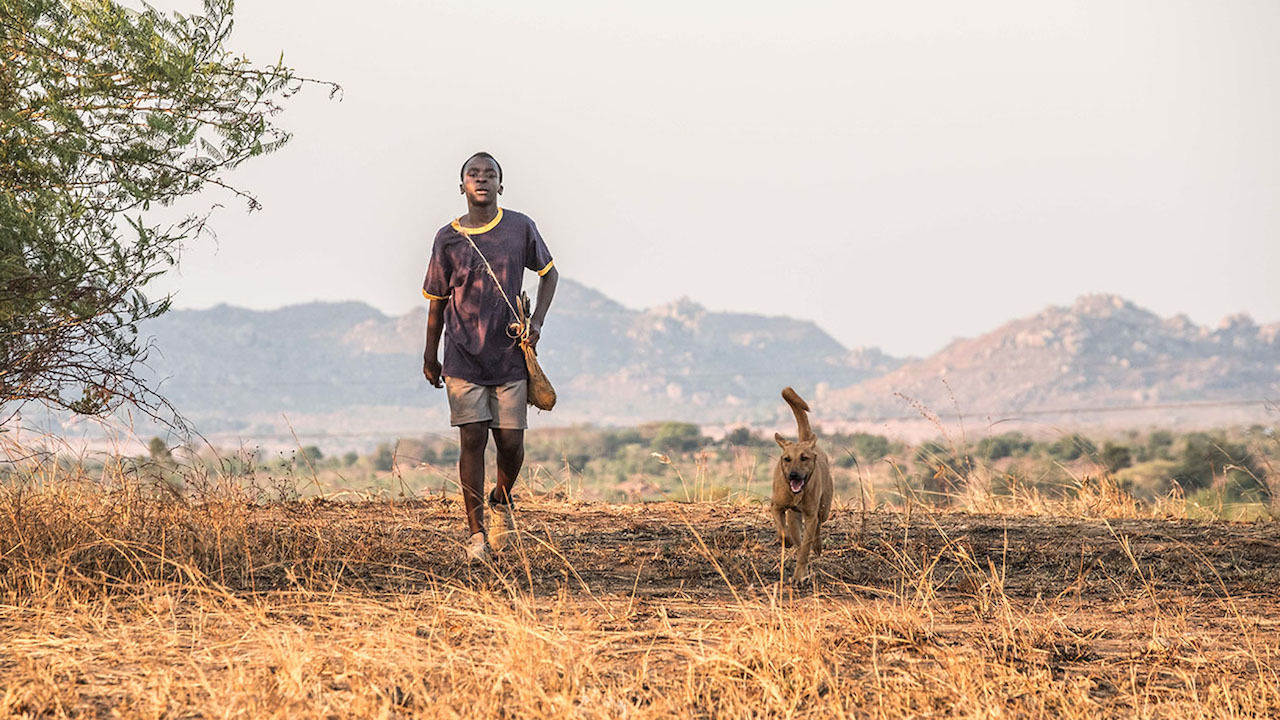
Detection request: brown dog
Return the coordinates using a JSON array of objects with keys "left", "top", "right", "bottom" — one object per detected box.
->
[{"left": 770, "top": 387, "right": 833, "bottom": 583}]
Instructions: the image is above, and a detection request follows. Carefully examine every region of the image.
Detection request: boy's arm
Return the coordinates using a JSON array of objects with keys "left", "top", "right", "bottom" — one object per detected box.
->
[
  {"left": 527, "top": 265, "right": 558, "bottom": 349},
  {"left": 422, "top": 298, "right": 445, "bottom": 388}
]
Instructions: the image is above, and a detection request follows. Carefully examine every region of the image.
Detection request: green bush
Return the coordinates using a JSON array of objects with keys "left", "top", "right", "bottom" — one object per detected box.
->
[
  {"left": 651, "top": 422, "right": 703, "bottom": 453},
  {"left": 1100, "top": 442, "right": 1133, "bottom": 473},
  {"left": 849, "top": 433, "right": 891, "bottom": 463},
  {"left": 1048, "top": 434, "right": 1097, "bottom": 462},
  {"left": 1172, "top": 433, "right": 1262, "bottom": 494},
  {"left": 373, "top": 444, "right": 395, "bottom": 472},
  {"left": 914, "top": 441, "right": 973, "bottom": 497},
  {"left": 975, "top": 432, "right": 1033, "bottom": 461},
  {"left": 603, "top": 429, "right": 646, "bottom": 457}
]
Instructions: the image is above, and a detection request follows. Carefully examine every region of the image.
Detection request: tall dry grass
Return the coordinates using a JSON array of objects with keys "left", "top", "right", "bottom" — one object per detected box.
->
[{"left": 2, "top": 446, "right": 1278, "bottom": 718}]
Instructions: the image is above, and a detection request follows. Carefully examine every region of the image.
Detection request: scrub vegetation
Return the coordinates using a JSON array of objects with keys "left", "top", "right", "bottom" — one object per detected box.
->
[{"left": 152, "top": 422, "right": 1279, "bottom": 521}]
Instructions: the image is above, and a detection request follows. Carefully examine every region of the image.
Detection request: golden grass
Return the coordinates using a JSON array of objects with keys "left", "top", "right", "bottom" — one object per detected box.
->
[{"left": 2, "top": 453, "right": 1279, "bottom": 718}]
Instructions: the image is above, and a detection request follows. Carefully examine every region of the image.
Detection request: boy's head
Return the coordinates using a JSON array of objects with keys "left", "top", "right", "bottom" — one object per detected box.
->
[
  {"left": 460, "top": 152, "right": 502, "bottom": 182},
  {"left": 459, "top": 152, "right": 502, "bottom": 207}
]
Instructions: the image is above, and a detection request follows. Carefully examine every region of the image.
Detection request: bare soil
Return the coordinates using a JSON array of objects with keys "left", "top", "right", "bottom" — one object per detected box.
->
[{"left": 252, "top": 498, "right": 1280, "bottom": 602}]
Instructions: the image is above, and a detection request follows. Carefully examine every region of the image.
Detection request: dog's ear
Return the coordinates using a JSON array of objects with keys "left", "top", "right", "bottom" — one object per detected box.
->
[{"left": 775, "top": 432, "right": 788, "bottom": 449}]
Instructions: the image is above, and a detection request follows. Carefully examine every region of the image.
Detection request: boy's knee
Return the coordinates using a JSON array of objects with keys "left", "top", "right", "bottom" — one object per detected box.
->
[
  {"left": 459, "top": 423, "right": 489, "bottom": 453},
  {"left": 491, "top": 429, "right": 524, "bottom": 458}
]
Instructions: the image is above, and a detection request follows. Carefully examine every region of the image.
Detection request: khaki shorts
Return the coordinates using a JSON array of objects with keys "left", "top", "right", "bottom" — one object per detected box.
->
[{"left": 444, "top": 377, "right": 528, "bottom": 429}]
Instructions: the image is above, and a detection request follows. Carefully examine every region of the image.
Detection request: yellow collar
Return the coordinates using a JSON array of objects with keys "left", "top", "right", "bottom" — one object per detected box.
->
[{"left": 452, "top": 207, "right": 503, "bottom": 235}]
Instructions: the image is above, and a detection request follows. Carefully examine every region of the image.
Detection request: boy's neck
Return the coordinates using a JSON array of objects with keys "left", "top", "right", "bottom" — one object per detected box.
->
[{"left": 462, "top": 203, "right": 500, "bottom": 228}]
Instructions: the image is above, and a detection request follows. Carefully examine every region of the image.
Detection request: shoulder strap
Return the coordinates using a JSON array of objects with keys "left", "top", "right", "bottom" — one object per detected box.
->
[{"left": 456, "top": 227, "right": 529, "bottom": 342}]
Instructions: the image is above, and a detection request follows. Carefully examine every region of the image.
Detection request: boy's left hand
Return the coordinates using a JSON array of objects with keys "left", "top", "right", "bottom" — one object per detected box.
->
[{"left": 527, "top": 320, "right": 542, "bottom": 349}]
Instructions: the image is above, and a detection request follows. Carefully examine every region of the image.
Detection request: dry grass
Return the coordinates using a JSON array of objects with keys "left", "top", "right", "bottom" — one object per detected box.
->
[{"left": 2, "top": 452, "right": 1279, "bottom": 718}]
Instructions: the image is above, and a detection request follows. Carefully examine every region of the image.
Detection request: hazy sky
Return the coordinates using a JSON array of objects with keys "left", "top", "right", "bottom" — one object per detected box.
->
[{"left": 146, "top": 0, "right": 1280, "bottom": 357}]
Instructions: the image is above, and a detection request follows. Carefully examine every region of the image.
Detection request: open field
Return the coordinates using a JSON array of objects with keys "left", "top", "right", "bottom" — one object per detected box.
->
[{"left": 3, "top": 469, "right": 1280, "bottom": 718}]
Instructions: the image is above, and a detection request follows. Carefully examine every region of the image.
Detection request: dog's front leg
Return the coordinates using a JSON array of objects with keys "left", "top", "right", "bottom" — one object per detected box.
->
[
  {"left": 770, "top": 505, "right": 792, "bottom": 548},
  {"left": 786, "top": 510, "right": 802, "bottom": 549},
  {"left": 791, "top": 510, "right": 819, "bottom": 584}
]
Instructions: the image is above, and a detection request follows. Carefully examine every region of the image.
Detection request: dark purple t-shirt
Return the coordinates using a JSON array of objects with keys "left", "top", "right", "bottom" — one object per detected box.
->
[{"left": 422, "top": 208, "right": 555, "bottom": 385}]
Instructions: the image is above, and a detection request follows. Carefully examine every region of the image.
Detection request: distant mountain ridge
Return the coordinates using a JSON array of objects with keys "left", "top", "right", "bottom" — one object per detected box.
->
[
  {"left": 129, "top": 282, "right": 1277, "bottom": 440},
  {"left": 822, "top": 294, "right": 1279, "bottom": 424},
  {"left": 137, "top": 278, "right": 901, "bottom": 434}
]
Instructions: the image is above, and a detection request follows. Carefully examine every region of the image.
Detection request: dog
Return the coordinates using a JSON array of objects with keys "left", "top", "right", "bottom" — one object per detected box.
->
[{"left": 770, "top": 387, "right": 833, "bottom": 584}]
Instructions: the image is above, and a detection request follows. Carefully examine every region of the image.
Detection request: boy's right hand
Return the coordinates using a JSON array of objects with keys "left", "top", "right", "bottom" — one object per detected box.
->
[{"left": 423, "top": 357, "right": 443, "bottom": 388}]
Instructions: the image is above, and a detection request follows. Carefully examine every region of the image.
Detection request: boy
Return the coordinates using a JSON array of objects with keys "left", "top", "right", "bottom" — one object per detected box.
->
[{"left": 422, "top": 151, "right": 559, "bottom": 562}]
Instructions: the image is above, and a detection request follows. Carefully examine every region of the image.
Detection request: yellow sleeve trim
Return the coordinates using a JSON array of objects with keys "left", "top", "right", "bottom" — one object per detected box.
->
[
  {"left": 422, "top": 289, "right": 448, "bottom": 301},
  {"left": 536, "top": 260, "right": 556, "bottom": 277},
  {"left": 450, "top": 207, "right": 503, "bottom": 235}
]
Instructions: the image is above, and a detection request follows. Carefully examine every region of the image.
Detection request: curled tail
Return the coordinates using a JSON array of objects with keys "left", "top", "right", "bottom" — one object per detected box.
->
[{"left": 781, "top": 387, "right": 815, "bottom": 442}]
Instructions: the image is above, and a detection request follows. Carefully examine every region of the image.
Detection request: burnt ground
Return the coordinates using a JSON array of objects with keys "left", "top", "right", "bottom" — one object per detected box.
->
[{"left": 248, "top": 498, "right": 1280, "bottom": 603}]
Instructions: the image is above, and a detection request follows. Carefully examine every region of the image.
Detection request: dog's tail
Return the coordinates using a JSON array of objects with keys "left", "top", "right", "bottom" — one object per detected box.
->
[{"left": 781, "top": 387, "right": 815, "bottom": 442}]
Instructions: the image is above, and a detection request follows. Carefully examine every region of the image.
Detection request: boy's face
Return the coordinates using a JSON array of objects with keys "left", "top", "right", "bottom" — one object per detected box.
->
[{"left": 460, "top": 156, "right": 502, "bottom": 207}]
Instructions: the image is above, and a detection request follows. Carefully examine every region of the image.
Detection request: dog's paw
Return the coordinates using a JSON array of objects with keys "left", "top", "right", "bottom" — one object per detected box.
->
[{"left": 790, "top": 567, "right": 812, "bottom": 585}]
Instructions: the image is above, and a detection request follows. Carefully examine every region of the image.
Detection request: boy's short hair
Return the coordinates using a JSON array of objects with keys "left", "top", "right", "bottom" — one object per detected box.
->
[{"left": 460, "top": 152, "right": 502, "bottom": 182}]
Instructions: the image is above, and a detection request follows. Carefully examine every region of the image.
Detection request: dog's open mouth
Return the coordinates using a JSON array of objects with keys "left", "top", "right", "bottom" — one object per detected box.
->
[{"left": 788, "top": 476, "right": 808, "bottom": 494}]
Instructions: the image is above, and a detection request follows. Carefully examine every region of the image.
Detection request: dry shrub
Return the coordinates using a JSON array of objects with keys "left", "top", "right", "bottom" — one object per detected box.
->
[
  {"left": 949, "top": 469, "right": 1177, "bottom": 520},
  {"left": 0, "top": 456, "right": 255, "bottom": 596}
]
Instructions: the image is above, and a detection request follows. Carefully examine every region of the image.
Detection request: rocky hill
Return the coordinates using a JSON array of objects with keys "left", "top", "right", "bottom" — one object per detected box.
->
[
  {"left": 135, "top": 278, "right": 902, "bottom": 436},
  {"left": 820, "top": 294, "right": 1279, "bottom": 427}
]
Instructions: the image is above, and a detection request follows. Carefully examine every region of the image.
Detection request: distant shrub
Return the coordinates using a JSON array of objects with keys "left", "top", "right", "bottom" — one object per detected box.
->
[
  {"left": 373, "top": 444, "right": 394, "bottom": 472},
  {"left": 602, "top": 429, "right": 646, "bottom": 458},
  {"left": 1172, "top": 433, "right": 1262, "bottom": 494},
  {"left": 651, "top": 422, "right": 703, "bottom": 453},
  {"left": 564, "top": 453, "right": 591, "bottom": 472},
  {"left": 147, "top": 437, "right": 173, "bottom": 464},
  {"left": 851, "top": 433, "right": 891, "bottom": 463},
  {"left": 1142, "top": 430, "right": 1176, "bottom": 462},
  {"left": 1100, "top": 442, "right": 1133, "bottom": 473},
  {"left": 914, "top": 441, "right": 972, "bottom": 498},
  {"left": 1048, "top": 434, "right": 1097, "bottom": 462},
  {"left": 975, "top": 432, "right": 1033, "bottom": 461}
]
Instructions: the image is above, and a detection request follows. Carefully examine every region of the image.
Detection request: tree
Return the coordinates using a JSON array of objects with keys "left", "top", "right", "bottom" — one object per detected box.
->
[
  {"left": 1172, "top": 432, "right": 1262, "bottom": 493},
  {"left": 1099, "top": 441, "right": 1132, "bottom": 474},
  {"left": 373, "top": 443, "right": 394, "bottom": 472},
  {"left": 1, "top": 0, "right": 334, "bottom": 420},
  {"left": 914, "top": 440, "right": 972, "bottom": 499},
  {"left": 651, "top": 421, "right": 702, "bottom": 453},
  {"left": 1048, "top": 434, "right": 1096, "bottom": 462},
  {"left": 975, "top": 432, "right": 1032, "bottom": 461},
  {"left": 146, "top": 435, "right": 171, "bottom": 464}
]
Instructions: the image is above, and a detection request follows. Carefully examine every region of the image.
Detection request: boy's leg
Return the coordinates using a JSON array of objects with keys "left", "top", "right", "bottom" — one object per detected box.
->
[
  {"left": 490, "top": 428, "right": 525, "bottom": 503},
  {"left": 486, "top": 380, "right": 527, "bottom": 551},
  {"left": 458, "top": 421, "right": 490, "bottom": 535},
  {"left": 487, "top": 379, "right": 529, "bottom": 505},
  {"left": 488, "top": 428, "right": 523, "bottom": 551}
]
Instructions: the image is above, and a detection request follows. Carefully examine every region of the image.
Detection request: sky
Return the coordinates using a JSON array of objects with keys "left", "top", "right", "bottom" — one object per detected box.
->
[{"left": 145, "top": 0, "right": 1280, "bottom": 357}]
